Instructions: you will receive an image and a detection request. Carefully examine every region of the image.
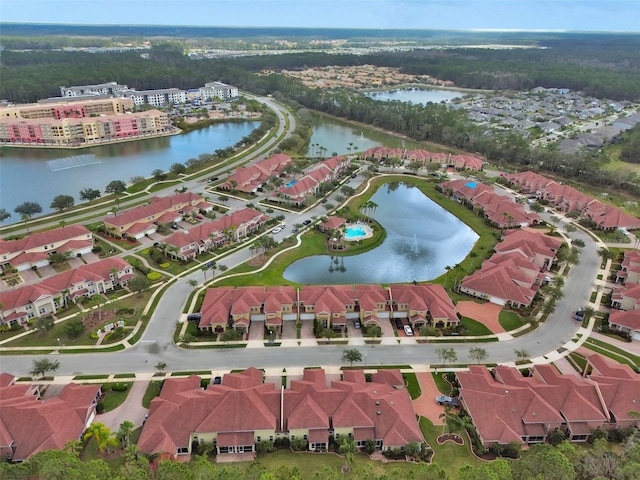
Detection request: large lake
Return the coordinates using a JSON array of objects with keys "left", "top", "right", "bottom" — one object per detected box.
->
[
  {"left": 365, "top": 87, "right": 468, "bottom": 105},
  {"left": 283, "top": 183, "right": 479, "bottom": 284},
  {"left": 0, "top": 121, "right": 259, "bottom": 215}
]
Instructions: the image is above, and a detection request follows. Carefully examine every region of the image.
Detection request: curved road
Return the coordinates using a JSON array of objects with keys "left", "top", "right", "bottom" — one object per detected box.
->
[{"left": 0, "top": 181, "right": 599, "bottom": 376}]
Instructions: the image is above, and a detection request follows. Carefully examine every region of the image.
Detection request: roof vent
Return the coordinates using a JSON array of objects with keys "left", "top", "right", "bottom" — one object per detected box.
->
[
  {"left": 390, "top": 401, "right": 394, "bottom": 405},
  {"left": 376, "top": 401, "right": 380, "bottom": 405},
  {"left": 377, "top": 411, "right": 381, "bottom": 415},
  {"left": 504, "top": 390, "right": 509, "bottom": 394}
]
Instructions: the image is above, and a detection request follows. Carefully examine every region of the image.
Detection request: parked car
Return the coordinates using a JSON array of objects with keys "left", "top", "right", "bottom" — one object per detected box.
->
[
  {"left": 436, "top": 395, "right": 460, "bottom": 407},
  {"left": 171, "top": 223, "right": 179, "bottom": 230},
  {"left": 351, "top": 173, "right": 357, "bottom": 178},
  {"left": 321, "top": 199, "right": 328, "bottom": 203},
  {"left": 354, "top": 319, "right": 361, "bottom": 329},
  {"left": 395, "top": 318, "right": 404, "bottom": 329},
  {"left": 208, "top": 177, "right": 219, "bottom": 182},
  {"left": 572, "top": 308, "right": 585, "bottom": 321},
  {"left": 404, "top": 325, "right": 413, "bottom": 336},
  {"left": 292, "top": 227, "right": 299, "bottom": 233},
  {"left": 187, "top": 313, "right": 202, "bottom": 322},
  {"left": 272, "top": 227, "right": 282, "bottom": 234},
  {"left": 212, "top": 376, "right": 222, "bottom": 385},
  {"left": 302, "top": 219, "right": 312, "bottom": 225}
]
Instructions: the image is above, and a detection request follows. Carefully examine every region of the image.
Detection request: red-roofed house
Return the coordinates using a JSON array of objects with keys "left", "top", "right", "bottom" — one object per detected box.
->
[
  {"left": 459, "top": 229, "right": 562, "bottom": 307},
  {"left": 457, "top": 363, "right": 612, "bottom": 448},
  {"left": 611, "top": 284, "right": 640, "bottom": 311},
  {"left": 0, "top": 374, "right": 101, "bottom": 461},
  {"left": 608, "top": 310, "right": 640, "bottom": 341},
  {"left": 162, "top": 208, "right": 269, "bottom": 261},
  {"left": 319, "top": 216, "right": 347, "bottom": 233},
  {"left": 0, "top": 225, "right": 93, "bottom": 272},
  {"left": 103, "top": 192, "right": 213, "bottom": 239},
  {"left": 583, "top": 354, "right": 640, "bottom": 429},
  {"left": 389, "top": 284, "right": 459, "bottom": 328},
  {"left": 506, "top": 171, "right": 640, "bottom": 230},
  {"left": 0, "top": 257, "right": 133, "bottom": 327},
  {"left": 220, "top": 154, "right": 292, "bottom": 194},
  {"left": 137, "top": 367, "right": 425, "bottom": 459}
]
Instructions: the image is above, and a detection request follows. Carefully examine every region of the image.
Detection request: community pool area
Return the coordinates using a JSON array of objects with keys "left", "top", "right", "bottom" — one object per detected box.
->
[
  {"left": 344, "top": 223, "right": 372, "bottom": 241},
  {"left": 285, "top": 180, "right": 298, "bottom": 188}
]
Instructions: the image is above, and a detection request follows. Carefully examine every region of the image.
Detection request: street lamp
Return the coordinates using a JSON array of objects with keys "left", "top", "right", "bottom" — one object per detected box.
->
[{"left": 56, "top": 338, "right": 61, "bottom": 348}]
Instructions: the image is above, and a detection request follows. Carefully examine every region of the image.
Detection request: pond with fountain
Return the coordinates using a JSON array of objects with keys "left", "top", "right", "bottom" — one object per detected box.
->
[{"left": 283, "top": 183, "right": 479, "bottom": 285}]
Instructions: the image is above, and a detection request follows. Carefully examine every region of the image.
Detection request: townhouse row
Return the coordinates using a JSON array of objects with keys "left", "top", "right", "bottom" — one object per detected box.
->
[
  {"left": 506, "top": 171, "right": 640, "bottom": 230},
  {"left": 439, "top": 178, "right": 540, "bottom": 228},
  {"left": 0, "top": 373, "right": 101, "bottom": 462},
  {"left": 197, "top": 283, "right": 460, "bottom": 333},
  {"left": 0, "top": 256, "right": 134, "bottom": 328},
  {"left": 609, "top": 250, "right": 640, "bottom": 340},
  {"left": 459, "top": 229, "right": 563, "bottom": 308},
  {"left": 458, "top": 354, "right": 640, "bottom": 448},
  {"left": 138, "top": 367, "right": 425, "bottom": 458},
  {"left": 360, "top": 146, "right": 483, "bottom": 171}
]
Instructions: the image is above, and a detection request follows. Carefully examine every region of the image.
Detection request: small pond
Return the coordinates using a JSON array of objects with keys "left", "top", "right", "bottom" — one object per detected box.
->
[{"left": 283, "top": 183, "right": 479, "bottom": 284}]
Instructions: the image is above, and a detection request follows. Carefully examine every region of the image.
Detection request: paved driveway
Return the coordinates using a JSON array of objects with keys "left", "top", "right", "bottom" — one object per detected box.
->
[
  {"left": 98, "top": 379, "right": 150, "bottom": 430},
  {"left": 248, "top": 321, "right": 264, "bottom": 341},
  {"left": 412, "top": 373, "right": 447, "bottom": 425},
  {"left": 456, "top": 301, "right": 505, "bottom": 333},
  {"left": 299, "top": 320, "right": 317, "bottom": 346}
]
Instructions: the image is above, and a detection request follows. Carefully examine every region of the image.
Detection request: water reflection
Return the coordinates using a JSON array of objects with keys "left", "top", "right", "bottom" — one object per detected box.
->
[{"left": 283, "top": 183, "right": 478, "bottom": 284}]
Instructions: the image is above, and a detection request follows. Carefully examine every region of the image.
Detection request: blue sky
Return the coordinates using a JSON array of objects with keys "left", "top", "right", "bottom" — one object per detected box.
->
[{"left": 2, "top": 0, "right": 639, "bottom": 32}]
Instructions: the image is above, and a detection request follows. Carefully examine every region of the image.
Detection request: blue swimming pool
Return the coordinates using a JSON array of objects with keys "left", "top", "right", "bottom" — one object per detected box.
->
[
  {"left": 344, "top": 226, "right": 367, "bottom": 240},
  {"left": 286, "top": 180, "right": 298, "bottom": 188}
]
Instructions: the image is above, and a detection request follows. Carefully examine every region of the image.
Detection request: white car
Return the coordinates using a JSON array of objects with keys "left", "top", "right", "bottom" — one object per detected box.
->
[
  {"left": 272, "top": 227, "right": 282, "bottom": 234},
  {"left": 404, "top": 325, "right": 413, "bottom": 336}
]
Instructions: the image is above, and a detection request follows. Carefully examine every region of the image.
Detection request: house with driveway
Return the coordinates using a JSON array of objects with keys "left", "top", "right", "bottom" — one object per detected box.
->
[
  {"left": 457, "top": 354, "right": 640, "bottom": 449},
  {"left": 607, "top": 310, "right": 640, "bottom": 341},
  {"left": 103, "top": 192, "right": 213, "bottom": 240},
  {"left": 137, "top": 367, "right": 425, "bottom": 459},
  {"left": 506, "top": 171, "right": 640, "bottom": 230},
  {"left": 219, "top": 153, "right": 292, "bottom": 194},
  {"left": 196, "top": 284, "right": 458, "bottom": 333},
  {"left": 0, "top": 257, "right": 134, "bottom": 327},
  {"left": 459, "top": 230, "right": 562, "bottom": 307},
  {"left": 0, "top": 373, "right": 101, "bottom": 462},
  {"left": 162, "top": 208, "right": 269, "bottom": 261},
  {"left": 0, "top": 225, "right": 93, "bottom": 272}
]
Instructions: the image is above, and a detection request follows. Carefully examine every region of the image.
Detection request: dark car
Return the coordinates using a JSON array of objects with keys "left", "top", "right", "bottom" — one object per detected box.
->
[
  {"left": 212, "top": 376, "right": 222, "bottom": 385},
  {"left": 302, "top": 219, "right": 312, "bottom": 225},
  {"left": 187, "top": 313, "right": 202, "bottom": 322},
  {"left": 394, "top": 318, "right": 404, "bottom": 329},
  {"left": 208, "top": 176, "right": 219, "bottom": 182},
  {"left": 351, "top": 173, "right": 357, "bottom": 178},
  {"left": 321, "top": 199, "right": 328, "bottom": 203},
  {"left": 171, "top": 223, "right": 179, "bottom": 230},
  {"left": 572, "top": 309, "right": 585, "bottom": 321},
  {"left": 436, "top": 395, "right": 460, "bottom": 407}
]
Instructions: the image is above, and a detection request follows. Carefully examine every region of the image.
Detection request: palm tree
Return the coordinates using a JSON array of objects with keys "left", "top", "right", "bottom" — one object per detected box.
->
[
  {"left": 514, "top": 349, "right": 529, "bottom": 363},
  {"left": 187, "top": 279, "right": 198, "bottom": 289},
  {"left": 117, "top": 420, "right": 135, "bottom": 448},
  {"left": 338, "top": 437, "right": 357, "bottom": 472},
  {"left": 84, "top": 422, "right": 118, "bottom": 454}
]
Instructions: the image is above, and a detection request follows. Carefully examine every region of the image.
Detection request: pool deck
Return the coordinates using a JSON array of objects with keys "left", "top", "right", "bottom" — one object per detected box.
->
[{"left": 344, "top": 223, "right": 373, "bottom": 241}]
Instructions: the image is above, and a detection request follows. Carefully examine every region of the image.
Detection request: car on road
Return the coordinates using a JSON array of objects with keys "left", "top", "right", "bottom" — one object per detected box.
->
[
  {"left": 351, "top": 173, "right": 357, "bottom": 178},
  {"left": 272, "top": 227, "right": 282, "bottom": 234},
  {"left": 354, "top": 319, "right": 361, "bottom": 329},
  {"left": 292, "top": 227, "right": 299, "bottom": 233},
  {"left": 572, "top": 308, "right": 586, "bottom": 321},
  {"left": 436, "top": 395, "right": 460, "bottom": 407},
  {"left": 302, "top": 219, "right": 312, "bottom": 225},
  {"left": 208, "top": 177, "right": 219, "bottom": 182},
  {"left": 321, "top": 199, "right": 328, "bottom": 203},
  {"left": 395, "top": 318, "right": 404, "bottom": 329},
  {"left": 404, "top": 325, "right": 413, "bottom": 336}
]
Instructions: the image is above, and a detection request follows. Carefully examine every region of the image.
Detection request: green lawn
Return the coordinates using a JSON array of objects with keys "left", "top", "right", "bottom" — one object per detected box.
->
[
  {"left": 403, "top": 373, "right": 421, "bottom": 399},
  {"left": 248, "top": 449, "right": 419, "bottom": 478},
  {"left": 142, "top": 380, "right": 163, "bottom": 408},
  {"left": 498, "top": 310, "right": 527, "bottom": 331},
  {"left": 432, "top": 372, "right": 453, "bottom": 395},
  {"left": 459, "top": 317, "right": 494, "bottom": 336},
  {"left": 101, "top": 382, "right": 132, "bottom": 412},
  {"left": 584, "top": 337, "right": 640, "bottom": 369},
  {"left": 82, "top": 437, "right": 127, "bottom": 470},
  {"left": 419, "top": 417, "right": 483, "bottom": 478}
]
